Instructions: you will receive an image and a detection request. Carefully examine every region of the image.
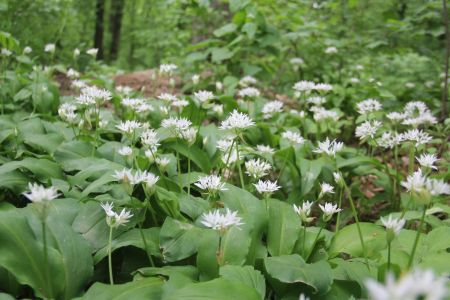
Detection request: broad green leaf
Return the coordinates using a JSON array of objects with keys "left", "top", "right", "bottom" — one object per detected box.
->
[
  {"left": 159, "top": 217, "right": 200, "bottom": 262},
  {"left": 94, "top": 228, "right": 161, "bottom": 263},
  {"left": 297, "top": 158, "right": 324, "bottom": 196},
  {"left": 220, "top": 265, "right": 266, "bottom": 300},
  {"left": 220, "top": 225, "right": 252, "bottom": 265},
  {"left": 264, "top": 254, "right": 333, "bottom": 295},
  {"left": 81, "top": 278, "right": 163, "bottom": 300},
  {"left": 267, "top": 199, "right": 300, "bottom": 256},
  {"left": 329, "top": 223, "right": 386, "bottom": 258},
  {"left": 164, "top": 278, "right": 261, "bottom": 300},
  {"left": 211, "top": 47, "right": 234, "bottom": 62},
  {"left": 213, "top": 23, "right": 238, "bottom": 37},
  {"left": 0, "top": 157, "right": 63, "bottom": 185}
]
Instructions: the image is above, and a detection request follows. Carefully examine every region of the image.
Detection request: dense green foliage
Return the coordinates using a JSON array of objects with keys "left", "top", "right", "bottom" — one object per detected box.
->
[{"left": 0, "top": 0, "right": 449, "bottom": 299}]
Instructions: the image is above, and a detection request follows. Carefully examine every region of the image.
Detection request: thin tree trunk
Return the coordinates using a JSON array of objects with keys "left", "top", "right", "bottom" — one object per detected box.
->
[
  {"left": 127, "top": 0, "right": 136, "bottom": 69},
  {"left": 441, "top": 0, "right": 449, "bottom": 120},
  {"left": 109, "top": 0, "right": 125, "bottom": 61},
  {"left": 94, "top": 0, "right": 105, "bottom": 60}
]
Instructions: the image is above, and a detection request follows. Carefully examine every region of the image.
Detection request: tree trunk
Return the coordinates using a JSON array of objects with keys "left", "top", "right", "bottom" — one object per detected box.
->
[
  {"left": 94, "top": 0, "right": 105, "bottom": 60},
  {"left": 109, "top": 0, "right": 125, "bottom": 61}
]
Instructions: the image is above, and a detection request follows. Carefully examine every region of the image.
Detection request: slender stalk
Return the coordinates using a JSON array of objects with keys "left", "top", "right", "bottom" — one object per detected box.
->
[
  {"left": 108, "top": 226, "right": 114, "bottom": 285},
  {"left": 387, "top": 240, "right": 392, "bottom": 271},
  {"left": 335, "top": 188, "right": 343, "bottom": 233},
  {"left": 407, "top": 207, "right": 426, "bottom": 269},
  {"left": 217, "top": 236, "right": 223, "bottom": 266},
  {"left": 187, "top": 156, "right": 191, "bottom": 195},
  {"left": 408, "top": 145, "right": 415, "bottom": 174},
  {"left": 41, "top": 216, "right": 52, "bottom": 297},
  {"left": 344, "top": 184, "right": 370, "bottom": 271},
  {"left": 235, "top": 142, "right": 245, "bottom": 189},
  {"left": 138, "top": 225, "right": 155, "bottom": 267},
  {"left": 302, "top": 225, "right": 307, "bottom": 257},
  {"left": 306, "top": 223, "right": 325, "bottom": 262}
]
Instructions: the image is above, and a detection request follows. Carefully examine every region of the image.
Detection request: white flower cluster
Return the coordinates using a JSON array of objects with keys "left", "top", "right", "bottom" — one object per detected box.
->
[
  {"left": 239, "top": 76, "right": 258, "bottom": 87},
  {"left": 245, "top": 159, "right": 272, "bottom": 179},
  {"left": 101, "top": 202, "right": 133, "bottom": 228},
  {"left": 113, "top": 168, "right": 159, "bottom": 187},
  {"left": 262, "top": 101, "right": 283, "bottom": 119},
  {"left": 195, "top": 175, "right": 227, "bottom": 195},
  {"left": 356, "top": 99, "right": 382, "bottom": 115},
  {"left": 355, "top": 120, "right": 382, "bottom": 140},
  {"left": 401, "top": 169, "right": 450, "bottom": 196},
  {"left": 365, "top": 269, "right": 447, "bottom": 300},
  {"left": 220, "top": 110, "right": 255, "bottom": 131},
  {"left": 293, "top": 81, "right": 332, "bottom": 95},
  {"left": 293, "top": 200, "right": 314, "bottom": 223},
  {"left": 310, "top": 106, "right": 339, "bottom": 122},
  {"left": 282, "top": 130, "right": 305, "bottom": 145},
  {"left": 23, "top": 183, "right": 59, "bottom": 203},
  {"left": 201, "top": 209, "right": 244, "bottom": 231},
  {"left": 159, "top": 64, "right": 177, "bottom": 75},
  {"left": 254, "top": 180, "right": 280, "bottom": 195},
  {"left": 58, "top": 103, "right": 77, "bottom": 123},
  {"left": 314, "top": 138, "right": 344, "bottom": 157},
  {"left": 238, "top": 87, "right": 261, "bottom": 98}
]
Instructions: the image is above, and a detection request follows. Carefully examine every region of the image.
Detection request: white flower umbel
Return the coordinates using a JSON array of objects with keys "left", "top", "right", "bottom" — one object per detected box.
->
[
  {"left": 143, "top": 173, "right": 159, "bottom": 191},
  {"left": 158, "top": 93, "right": 178, "bottom": 102},
  {"left": 402, "top": 101, "right": 437, "bottom": 126},
  {"left": 314, "top": 138, "right": 344, "bottom": 157},
  {"left": 313, "top": 83, "right": 333, "bottom": 92},
  {"left": 324, "top": 46, "right": 338, "bottom": 54},
  {"left": 195, "top": 175, "right": 227, "bottom": 197},
  {"left": 256, "top": 144, "right": 275, "bottom": 155},
  {"left": 293, "top": 200, "right": 314, "bottom": 223},
  {"left": 282, "top": 130, "right": 305, "bottom": 145},
  {"left": 319, "top": 182, "right": 335, "bottom": 199},
  {"left": 155, "top": 157, "right": 171, "bottom": 169},
  {"left": 161, "top": 117, "right": 192, "bottom": 133},
  {"left": 401, "top": 169, "right": 427, "bottom": 194},
  {"left": 219, "top": 110, "right": 255, "bottom": 131},
  {"left": 262, "top": 101, "right": 284, "bottom": 119},
  {"left": 356, "top": 99, "right": 382, "bottom": 115},
  {"left": 426, "top": 179, "right": 450, "bottom": 196},
  {"left": 386, "top": 112, "right": 405, "bottom": 123},
  {"left": 81, "top": 86, "right": 112, "bottom": 103},
  {"left": 245, "top": 159, "right": 272, "bottom": 179},
  {"left": 403, "top": 129, "right": 432, "bottom": 147},
  {"left": 141, "top": 129, "right": 160, "bottom": 152},
  {"left": 179, "top": 127, "right": 197, "bottom": 146},
  {"left": 416, "top": 153, "right": 439, "bottom": 170},
  {"left": 377, "top": 132, "right": 404, "bottom": 149},
  {"left": 118, "top": 146, "right": 133, "bottom": 156},
  {"left": 293, "top": 80, "right": 315, "bottom": 94},
  {"left": 58, "top": 103, "right": 77, "bottom": 123},
  {"left": 101, "top": 202, "right": 134, "bottom": 228},
  {"left": 159, "top": 63, "right": 177, "bottom": 75},
  {"left": 355, "top": 120, "right": 382, "bottom": 140},
  {"left": 24, "top": 47, "right": 33, "bottom": 54},
  {"left": 201, "top": 209, "right": 244, "bottom": 233},
  {"left": 23, "top": 183, "right": 59, "bottom": 203},
  {"left": 319, "top": 202, "right": 342, "bottom": 222},
  {"left": 44, "top": 43, "right": 55, "bottom": 53},
  {"left": 238, "top": 87, "right": 261, "bottom": 98},
  {"left": 239, "top": 76, "right": 258, "bottom": 87},
  {"left": 380, "top": 215, "right": 405, "bottom": 237},
  {"left": 86, "top": 48, "right": 98, "bottom": 57},
  {"left": 365, "top": 269, "right": 448, "bottom": 300},
  {"left": 194, "top": 90, "right": 214, "bottom": 104},
  {"left": 306, "top": 96, "right": 326, "bottom": 106},
  {"left": 254, "top": 180, "right": 280, "bottom": 197},
  {"left": 116, "top": 120, "right": 143, "bottom": 134}
]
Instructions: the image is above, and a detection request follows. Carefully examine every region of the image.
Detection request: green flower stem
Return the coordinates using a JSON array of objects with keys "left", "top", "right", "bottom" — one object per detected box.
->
[
  {"left": 393, "top": 143, "right": 400, "bottom": 209},
  {"left": 408, "top": 207, "right": 426, "bottom": 269},
  {"left": 408, "top": 144, "right": 415, "bottom": 174},
  {"left": 344, "top": 184, "right": 370, "bottom": 271},
  {"left": 387, "top": 240, "right": 392, "bottom": 271},
  {"left": 219, "top": 139, "right": 236, "bottom": 178},
  {"left": 216, "top": 235, "right": 224, "bottom": 266},
  {"left": 306, "top": 223, "right": 325, "bottom": 262},
  {"left": 187, "top": 156, "right": 191, "bottom": 195},
  {"left": 235, "top": 141, "right": 245, "bottom": 189},
  {"left": 335, "top": 188, "right": 343, "bottom": 233},
  {"left": 302, "top": 225, "right": 307, "bottom": 257},
  {"left": 108, "top": 226, "right": 114, "bottom": 285},
  {"left": 41, "top": 214, "right": 52, "bottom": 298},
  {"left": 138, "top": 217, "right": 155, "bottom": 267}
]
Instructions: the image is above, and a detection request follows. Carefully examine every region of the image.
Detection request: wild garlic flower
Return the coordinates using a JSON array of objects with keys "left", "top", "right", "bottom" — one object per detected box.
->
[
  {"left": 290, "top": 57, "right": 304, "bottom": 66},
  {"left": 386, "top": 112, "right": 405, "bottom": 123},
  {"left": 282, "top": 130, "right": 305, "bottom": 145},
  {"left": 293, "top": 201, "right": 314, "bottom": 223},
  {"left": 254, "top": 180, "right": 280, "bottom": 196},
  {"left": 319, "top": 182, "right": 335, "bottom": 198},
  {"left": 319, "top": 202, "right": 342, "bottom": 221},
  {"left": 122, "top": 98, "right": 144, "bottom": 109},
  {"left": 306, "top": 96, "right": 326, "bottom": 106},
  {"left": 171, "top": 99, "right": 189, "bottom": 109},
  {"left": 1, "top": 48, "right": 12, "bottom": 56},
  {"left": 141, "top": 129, "right": 160, "bottom": 152},
  {"left": 293, "top": 80, "right": 315, "bottom": 94},
  {"left": 403, "top": 129, "right": 432, "bottom": 147},
  {"left": 262, "top": 101, "right": 283, "bottom": 119},
  {"left": 101, "top": 202, "right": 133, "bottom": 228},
  {"left": 192, "top": 74, "right": 200, "bottom": 85},
  {"left": 355, "top": 120, "right": 382, "bottom": 140},
  {"left": 416, "top": 153, "right": 439, "bottom": 170},
  {"left": 377, "top": 132, "right": 404, "bottom": 149},
  {"left": 23, "top": 183, "right": 59, "bottom": 203},
  {"left": 324, "top": 46, "right": 338, "bottom": 54},
  {"left": 201, "top": 209, "right": 244, "bottom": 232},
  {"left": 23, "top": 46, "right": 32, "bottom": 54},
  {"left": 194, "top": 90, "right": 214, "bottom": 103},
  {"left": 313, "top": 138, "right": 344, "bottom": 157},
  {"left": 158, "top": 93, "right": 178, "bottom": 102},
  {"left": 58, "top": 103, "right": 77, "bottom": 123},
  {"left": 73, "top": 48, "right": 80, "bottom": 57},
  {"left": 356, "top": 99, "right": 382, "bottom": 115},
  {"left": 195, "top": 175, "right": 227, "bottom": 195},
  {"left": 80, "top": 86, "right": 112, "bottom": 103},
  {"left": 310, "top": 106, "right": 339, "bottom": 121},
  {"left": 402, "top": 101, "right": 437, "bottom": 126},
  {"left": 239, "top": 76, "right": 258, "bottom": 87},
  {"left": 116, "top": 120, "right": 143, "bottom": 134},
  {"left": 143, "top": 173, "right": 159, "bottom": 189},
  {"left": 44, "top": 43, "right": 55, "bottom": 53},
  {"left": 118, "top": 146, "right": 133, "bottom": 156},
  {"left": 256, "top": 144, "right": 275, "bottom": 155},
  {"left": 112, "top": 168, "right": 133, "bottom": 184},
  {"left": 238, "top": 87, "right": 261, "bottom": 98},
  {"left": 116, "top": 85, "right": 133, "bottom": 95},
  {"left": 380, "top": 215, "right": 405, "bottom": 239},
  {"left": 86, "top": 48, "right": 98, "bottom": 57},
  {"left": 216, "top": 81, "right": 223, "bottom": 91},
  {"left": 155, "top": 157, "right": 171, "bottom": 169},
  {"left": 72, "top": 80, "right": 87, "bottom": 89},
  {"left": 220, "top": 110, "right": 254, "bottom": 131},
  {"left": 313, "top": 83, "right": 333, "bottom": 92},
  {"left": 135, "top": 103, "right": 154, "bottom": 113},
  {"left": 67, "top": 68, "right": 80, "bottom": 79},
  {"left": 365, "top": 269, "right": 448, "bottom": 300},
  {"left": 161, "top": 117, "right": 192, "bottom": 132},
  {"left": 425, "top": 179, "right": 450, "bottom": 196},
  {"left": 212, "top": 104, "right": 224, "bottom": 115},
  {"left": 179, "top": 127, "right": 197, "bottom": 145},
  {"left": 159, "top": 63, "right": 177, "bottom": 75},
  {"left": 216, "top": 138, "right": 235, "bottom": 153},
  {"left": 245, "top": 159, "right": 272, "bottom": 179},
  {"left": 401, "top": 169, "right": 426, "bottom": 194},
  {"left": 333, "top": 172, "right": 344, "bottom": 187}
]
